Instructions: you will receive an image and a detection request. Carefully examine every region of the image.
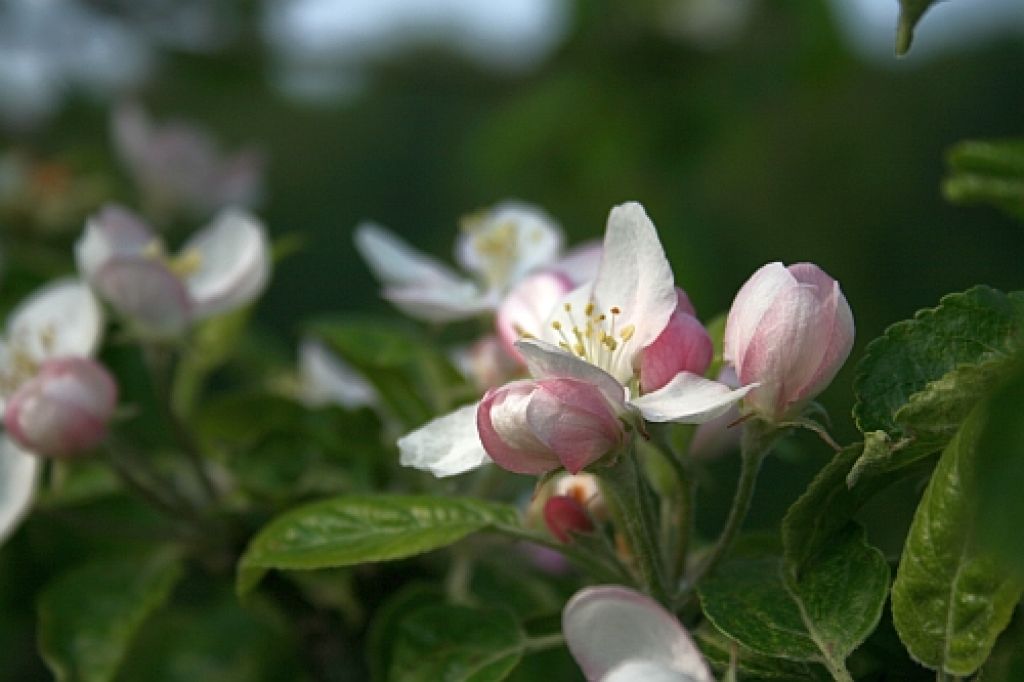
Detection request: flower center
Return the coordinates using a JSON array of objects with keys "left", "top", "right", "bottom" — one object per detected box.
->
[
  {"left": 546, "top": 301, "right": 635, "bottom": 378},
  {"left": 0, "top": 325, "right": 55, "bottom": 399},
  {"left": 143, "top": 240, "right": 203, "bottom": 278},
  {"left": 463, "top": 216, "right": 546, "bottom": 291}
]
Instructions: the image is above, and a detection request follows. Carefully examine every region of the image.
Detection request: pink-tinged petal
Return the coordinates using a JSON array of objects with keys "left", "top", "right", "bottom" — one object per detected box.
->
[
  {"left": 630, "top": 371, "right": 756, "bottom": 424},
  {"left": 4, "top": 357, "right": 117, "bottom": 458},
  {"left": 0, "top": 435, "right": 40, "bottom": 546},
  {"left": 398, "top": 403, "right": 491, "bottom": 477},
  {"left": 592, "top": 203, "right": 678, "bottom": 357},
  {"left": 450, "top": 336, "right": 521, "bottom": 391},
  {"left": 515, "top": 339, "right": 627, "bottom": 412},
  {"left": 496, "top": 271, "right": 573, "bottom": 360},
  {"left": 75, "top": 204, "right": 155, "bottom": 281},
  {"left": 562, "top": 586, "right": 714, "bottom": 682},
  {"left": 543, "top": 495, "right": 594, "bottom": 543},
  {"left": 527, "top": 378, "right": 624, "bottom": 473},
  {"left": 478, "top": 382, "right": 561, "bottom": 475},
  {"left": 723, "top": 262, "right": 796, "bottom": 368},
  {"left": 674, "top": 288, "right": 697, "bottom": 317},
  {"left": 93, "top": 258, "right": 192, "bottom": 337},
  {"left": 738, "top": 284, "right": 831, "bottom": 418},
  {"left": 639, "top": 310, "right": 713, "bottom": 394},
  {"left": 9, "top": 279, "right": 104, "bottom": 360},
  {"left": 455, "top": 201, "right": 563, "bottom": 289},
  {"left": 552, "top": 240, "right": 603, "bottom": 285},
  {"left": 183, "top": 209, "right": 272, "bottom": 319},
  {"left": 790, "top": 280, "right": 855, "bottom": 405},
  {"left": 787, "top": 262, "right": 836, "bottom": 301}
]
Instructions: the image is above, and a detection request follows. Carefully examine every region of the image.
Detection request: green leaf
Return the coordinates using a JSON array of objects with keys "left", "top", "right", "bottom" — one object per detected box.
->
[
  {"left": 695, "top": 623, "right": 830, "bottom": 680},
  {"left": 973, "top": 362, "right": 1024, "bottom": 576},
  {"left": 895, "top": 0, "right": 940, "bottom": 56},
  {"left": 977, "top": 610, "right": 1024, "bottom": 682},
  {"left": 852, "top": 286, "right": 1024, "bottom": 476},
  {"left": 891, "top": 408, "right": 1023, "bottom": 676},
  {"left": 116, "top": 590, "right": 306, "bottom": 682},
  {"left": 943, "top": 139, "right": 1024, "bottom": 221},
  {"left": 238, "top": 495, "right": 520, "bottom": 595},
  {"left": 388, "top": 605, "right": 524, "bottom": 682},
  {"left": 367, "top": 584, "right": 446, "bottom": 682},
  {"left": 311, "top": 317, "right": 469, "bottom": 427},
  {"left": 700, "top": 528, "right": 888, "bottom": 675},
  {"left": 37, "top": 548, "right": 184, "bottom": 682},
  {"left": 173, "top": 306, "right": 252, "bottom": 416}
]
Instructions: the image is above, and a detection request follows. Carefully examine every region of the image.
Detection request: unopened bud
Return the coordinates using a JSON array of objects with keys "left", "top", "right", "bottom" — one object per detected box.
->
[{"left": 544, "top": 495, "right": 594, "bottom": 543}]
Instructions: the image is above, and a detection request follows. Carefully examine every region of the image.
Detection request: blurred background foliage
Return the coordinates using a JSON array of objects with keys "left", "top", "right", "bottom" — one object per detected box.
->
[{"left": 1, "top": 0, "right": 1022, "bottom": 678}]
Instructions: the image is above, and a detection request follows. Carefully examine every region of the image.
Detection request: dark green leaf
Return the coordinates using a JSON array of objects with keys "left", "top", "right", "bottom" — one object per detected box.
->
[
  {"left": 388, "top": 605, "right": 524, "bottom": 682},
  {"left": 695, "top": 623, "right": 830, "bottom": 680},
  {"left": 977, "top": 610, "right": 1024, "bottom": 682},
  {"left": 116, "top": 590, "right": 306, "bottom": 682},
  {"left": 701, "top": 527, "right": 888, "bottom": 675},
  {"left": 238, "top": 495, "right": 520, "bottom": 594},
  {"left": 173, "top": 306, "right": 252, "bottom": 416},
  {"left": 367, "top": 584, "right": 446, "bottom": 682},
  {"left": 37, "top": 548, "right": 184, "bottom": 682},
  {"left": 896, "top": 0, "right": 941, "bottom": 56},
  {"left": 892, "top": 408, "right": 1023, "bottom": 675},
  {"left": 973, "top": 362, "right": 1024, "bottom": 576},
  {"left": 852, "top": 286, "right": 1024, "bottom": 476},
  {"left": 943, "top": 139, "right": 1024, "bottom": 220}
]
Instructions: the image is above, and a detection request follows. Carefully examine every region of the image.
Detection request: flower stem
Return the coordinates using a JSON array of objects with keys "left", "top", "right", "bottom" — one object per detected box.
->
[
  {"left": 144, "top": 344, "right": 219, "bottom": 504},
  {"left": 597, "top": 444, "right": 669, "bottom": 603},
  {"left": 684, "top": 420, "right": 778, "bottom": 594}
]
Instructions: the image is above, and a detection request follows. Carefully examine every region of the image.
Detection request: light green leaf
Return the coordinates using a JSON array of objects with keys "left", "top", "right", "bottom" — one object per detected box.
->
[
  {"left": 238, "top": 495, "right": 520, "bottom": 595},
  {"left": 896, "top": 0, "right": 941, "bottom": 56},
  {"left": 701, "top": 528, "right": 888, "bottom": 676},
  {"left": 38, "top": 548, "right": 184, "bottom": 682},
  {"left": 388, "top": 605, "right": 524, "bottom": 682},
  {"left": 852, "top": 286, "right": 1024, "bottom": 477},
  {"left": 943, "top": 139, "right": 1024, "bottom": 221},
  {"left": 892, "top": 408, "right": 1023, "bottom": 676}
]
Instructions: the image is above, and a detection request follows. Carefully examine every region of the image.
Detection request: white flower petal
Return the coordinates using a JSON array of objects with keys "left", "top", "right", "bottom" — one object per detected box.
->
[
  {"left": 563, "top": 586, "right": 714, "bottom": 682},
  {"left": 552, "top": 239, "right": 603, "bottom": 285},
  {"left": 603, "top": 659, "right": 699, "bottom": 682},
  {"left": 383, "top": 282, "right": 494, "bottom": 323},
  {"left": 515, "top": 339, "right": 627, "bottom": 412},
  {"left": 93, "top": 259, "right": 192, "bottom": 337},
  {"left": 183, "top": 209, "right": 272, "bottom": 319},
  {"left": 9, "top": 279, "right": 103, "bottom": 360},
  {"left": 630, "top": 371, "right": 756, "bottom": 424},
  {"left": 0, "top": 435, "right": 40, "bottom": 546},
  {"left": 397, "top": 403, "right": 491, "bottom": 477},
  {"left": 593, "top": 203, "right": 677, "bottom": 355},
  {"left": 455, "top": 201, "right": 563, "bottom": 289},
  {"left": 355, "top": 222, "right": 468, "bottom": 289},
  {"left": 75, "top": 205, "right": 155, "bottom": 281},
  {"left": 299, "top": 338, "right": 377, "bottom": 409}
]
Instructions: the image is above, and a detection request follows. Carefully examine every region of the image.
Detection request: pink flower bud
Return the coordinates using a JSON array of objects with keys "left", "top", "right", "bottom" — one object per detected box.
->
[
  {"left": 4, "top": 357, "right": 118, "bottom": 458},
  {"left": 638, "top": 288, "right": 713, "bottom": 394},
  {"left": 496, "top": 271, "right": 573, "bottom": 362},
  {"left": 724, "top": 262, "right": 854, "bottom": 420},
  {"left": 544, "top": 495, "right": 595, "bottom": 543},
  {"left": 477, "top": 377, "right": 624, "bottom": 475}
]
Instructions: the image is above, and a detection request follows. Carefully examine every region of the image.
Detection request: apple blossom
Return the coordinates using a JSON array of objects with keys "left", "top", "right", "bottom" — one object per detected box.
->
[
  {"left": 75, "top": 204, "right": 272, "bottom": 337},
  {"left": 555, "top": 472, "right": 607, "bottom": 521},
  {"left": 354, "top": 201, "right": 600, "bottom": 324},
  {"left": 450, "top": 335, "right": 521, "bottom": 391},
  {"left": 0, "top": 279, "right": 106, "bottom": 544},
  {"left": 477, "top": 377, "right": 625, "bottom": 475},
  {"left": 562, "top": 585, "right": 714, "bottom": 682},
  {"left": 688, "top": 366, "right": 742, "bottom": 460},
  {"left": 397, "top": 202, "right": 754, "bottom": 478},
  {"left": 544, "top": 495, "right": 595, "bottom": 543},
  {"left": 112, "top": 103, "right": 265, "bottom": 217},
  {"left": 724, "top": 262, "right": 854, "bottom": 420}
]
